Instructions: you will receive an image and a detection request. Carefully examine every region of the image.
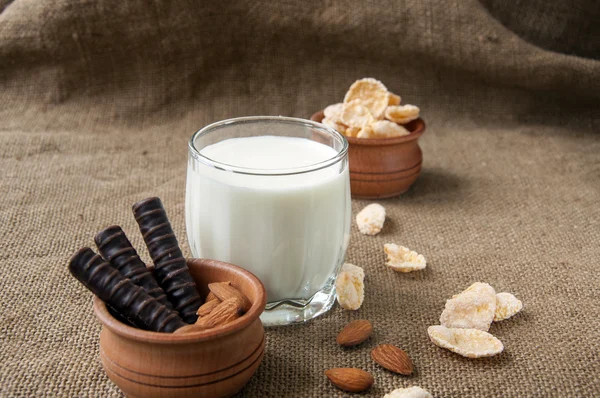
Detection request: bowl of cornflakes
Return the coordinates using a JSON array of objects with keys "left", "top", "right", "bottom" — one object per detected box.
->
[{"left": 310, "top": 78, "right": 426, "bottom": 199}]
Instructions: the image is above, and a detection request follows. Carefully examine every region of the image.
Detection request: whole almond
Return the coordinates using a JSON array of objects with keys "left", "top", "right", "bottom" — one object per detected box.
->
[
  {"left": 196, "top": 298, "right": 221, "bottom": 317},
  {"left": 173, "top": 324, "right": 202, "bottom": 334},
  {"left": 205, "top": 291, "right": 219, "bottom": 302},
  {"left": 325, "top": 368, "right": 374, "bottom": 393},
  {"left": 195, "top": 298, "right": 241, "bottom": 329},
  {"left": 371, "top": 344, "right": 413, "bottom": 375},
  {"left": 337, "top": 319, "right": 373, "bottom": 347},
  {"left": 208, "top": 282, "right": 252, "bottom": 312},
  {"left": 174, "top": 298, "right": 241, "bottom": 334},
  {"left": 206, "top": 282, "right": 230, "bottom": 303}
]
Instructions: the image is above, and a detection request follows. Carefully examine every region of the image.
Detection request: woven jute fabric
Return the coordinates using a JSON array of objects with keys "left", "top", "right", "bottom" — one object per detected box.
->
[{"left": 1, "top": 0, "right": 599, "bottom": 397}]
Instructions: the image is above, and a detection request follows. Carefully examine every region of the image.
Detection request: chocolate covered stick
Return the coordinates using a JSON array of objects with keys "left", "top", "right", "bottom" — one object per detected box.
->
[
  {"left": 95, "top": 225, "right": 172, "bottom": 309},
  {"left": 132, "top": 197, "right": 202, "bottom": 324},
  {"left": 68, "top": 247, "right": 186, "bottom": 333},
  {"left": 106, "top": 304, "right": 135, "bottom": 327}
]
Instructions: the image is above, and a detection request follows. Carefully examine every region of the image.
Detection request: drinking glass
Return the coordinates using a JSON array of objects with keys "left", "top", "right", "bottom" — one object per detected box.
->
[{"left": 186, "top": 116, "right": 351, "bottom": 326}]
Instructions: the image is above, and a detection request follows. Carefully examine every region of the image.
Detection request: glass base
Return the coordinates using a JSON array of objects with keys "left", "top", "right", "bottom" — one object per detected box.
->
[{"left": 260, "top": 283, "right": 337, "bottom": 327}]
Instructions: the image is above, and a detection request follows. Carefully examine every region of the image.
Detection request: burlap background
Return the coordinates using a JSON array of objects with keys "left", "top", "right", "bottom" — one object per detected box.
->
[{"left": 1, "top": 0, "right": 599, "bottom": 397}]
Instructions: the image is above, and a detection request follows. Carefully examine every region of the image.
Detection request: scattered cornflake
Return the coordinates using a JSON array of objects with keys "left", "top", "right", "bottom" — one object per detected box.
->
[
  {"left": 494, "top": 292, "right": 523, "bottom": 321},
  {"left": 385, "top": 104, "right": 420, "bottom": 124},
  {"left": 336, "top": 263, "right": 365, "bottom": 310},
  {"left": 356, "top": 203, "right": 386, "bottom": 235},
  {"left": 384, "top": 244, "right": 426, "bottom": 273},
  {"left": 371, "top": 120, "right": 410, "bottom": 138},
  {"left": 440, "top": 282, "right": 496, "bottom": 331},
  {"left": 427, "top": 325, "right": 504, "bottom": 358},
  {"left": 343, "top": 78, "right": 389, "bottom": 119},
  {"left": 384, "top": 386, "right": 433, "bottom": 398}
]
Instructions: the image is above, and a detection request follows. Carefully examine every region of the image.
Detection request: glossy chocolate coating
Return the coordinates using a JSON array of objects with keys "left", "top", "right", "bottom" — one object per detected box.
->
[
  {"left": 132, "top": 197, "right": 201, "bottom": 323},
  {"left": 68, "top": 247, "right": 186, "bottom": 333},
  {"left": 95, "top": 225, "right": 172, "bottom": 309}
]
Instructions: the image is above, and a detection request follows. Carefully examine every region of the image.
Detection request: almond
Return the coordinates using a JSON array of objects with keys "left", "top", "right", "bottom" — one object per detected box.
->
[
  {"left": 173, "top": 324, "right": 201, "bottom": 334},
  {"left": 195, "top": 298, "right": 242, "bottom": 329},
  {"left": 205, "top": 291, "right": 219, "bottom": 302},
  {"left": 325, "top": 368, "right": 374, "bottom": 393},
  {"left": 336, "top": 319, "right": 373, "bottom": 347},
  {"left": 208, "top": 282, "right": 252, "bottom": 312},
  {"left": 175, "top": 298, "right": 241, "bottom": 333},
  {"left": 371, "top": 344, "right": 413, "bottom": 375},
  {"left": 196, "top": 298, "right": 221, "bottom": 317}
]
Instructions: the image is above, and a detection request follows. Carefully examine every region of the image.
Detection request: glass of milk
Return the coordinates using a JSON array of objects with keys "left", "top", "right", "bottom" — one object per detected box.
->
[{"left": 186, "top": 116, "right": 351, "bottom": 326}]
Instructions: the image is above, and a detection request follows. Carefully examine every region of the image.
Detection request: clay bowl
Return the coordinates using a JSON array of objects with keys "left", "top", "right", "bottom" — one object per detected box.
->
[
  {"left": 311, "top": 110, "right": 426, "bottom": 199},
  {"left": 93, "top": 258, "right": 267, "bottom": 398}
]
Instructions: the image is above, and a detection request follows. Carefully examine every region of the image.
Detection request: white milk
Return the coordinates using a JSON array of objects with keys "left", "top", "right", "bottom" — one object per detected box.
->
[{"left": 186, "top": 136, "right": 350, "bottom": 302}]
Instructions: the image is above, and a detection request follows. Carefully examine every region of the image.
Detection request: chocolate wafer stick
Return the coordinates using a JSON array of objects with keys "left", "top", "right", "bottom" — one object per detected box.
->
[
  {"left": 68, "top": 247, "right": 186, "bottom": 333},
  {"left": 132, "top": 197, "right": 202, "bottom": 324},
  {"left": 95, "top": 225, "right": 172, "bottom": 309},
  {"left": 106, "top": 304, "right": 134, "bottom": 327}
]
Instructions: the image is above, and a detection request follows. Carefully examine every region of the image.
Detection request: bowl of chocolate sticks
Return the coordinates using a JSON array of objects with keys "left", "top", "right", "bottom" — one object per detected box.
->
[{"left": 68, "top": 197, "right": 266, "bottom": 398}]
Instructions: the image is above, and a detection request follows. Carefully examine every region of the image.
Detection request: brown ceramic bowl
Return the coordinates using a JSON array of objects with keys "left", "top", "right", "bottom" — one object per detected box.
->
[
  {"left": 93, "top": 258, "right": 267, "bottom": 398},
  {"left": 311, "top": 110, "right": 426, "bottom": 199}
]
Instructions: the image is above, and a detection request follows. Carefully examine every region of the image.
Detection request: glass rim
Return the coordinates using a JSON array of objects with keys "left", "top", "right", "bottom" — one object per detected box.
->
[{"left": 188, "top": 116, "right": 349, "bottom": 176}]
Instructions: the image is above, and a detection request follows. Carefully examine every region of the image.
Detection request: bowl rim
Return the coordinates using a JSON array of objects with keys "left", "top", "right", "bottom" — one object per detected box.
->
[
  {"left": 93, "top": 258, "right": 267, "bottom": 344},
  {"left": 310, "top": 110, "right": 426, "bottom": 146}
]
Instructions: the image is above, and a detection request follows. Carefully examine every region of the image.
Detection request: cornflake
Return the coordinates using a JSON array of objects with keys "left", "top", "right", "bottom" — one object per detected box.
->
[
  {"left": 356, "top": 125, "right": 374, "bottom": 139},
  {"left": 321, "top": 79, "right": 422, "bottom": 139},
  {"left": 335, "top": 263, "right": 365, "bottom": 310},
  {"left": 385, "top": 104, "right": 420, "bottom": 124},
  {"left": 388, "top": 92, "right": 401, "bottom": 106},
  {"left": 322, "top": 117, "right": 347, "bottom": 134},
  {"left": 440, "top": 282, "right": 496, "bottom": 331},
  {"left": 427, "top": 325, "right": 504, "bottom": 358},
  {"left": 494, "top": 292, "right": 523, "bottom": 321},
  {"left": 384, "top": 386, "right": 433, "bottom": 398},
  {"left": 371, "top": 120, "right": 410, "bottom": 138},
  {"left": 356, "top": 203, "right": 386, "bottom": 235},
  {"left": 343, "top": 78, "right": 389, "bottom": 119},
  {"left": 384, "top": 244, "right": 426, "bottom": 273},
  {"left": 341, "top": 100, "right": 375, "bottom": 128},
  {"left": 345, "top": 126, "right": 361, "bottom": 138},
  {"left": 324, "top": 102, "right": 344, "bottom": 121}
]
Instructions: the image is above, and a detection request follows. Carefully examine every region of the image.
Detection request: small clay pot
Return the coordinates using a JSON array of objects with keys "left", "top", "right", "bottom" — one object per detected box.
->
[
  {"left": 93, "top": 258, "right": 266, "bottom": 398},
  {"left": 311, "top": 110, "right": 426, "bottom": 199}
]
